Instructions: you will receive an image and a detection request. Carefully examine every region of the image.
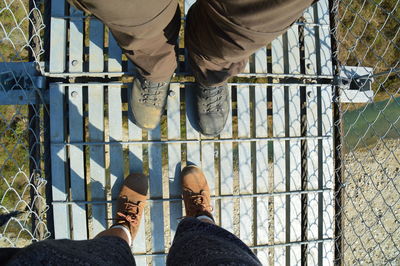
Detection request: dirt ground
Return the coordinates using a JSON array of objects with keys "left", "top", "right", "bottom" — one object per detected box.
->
[{"left": 342, "top": 138, "right": 400, "bottom": 265}]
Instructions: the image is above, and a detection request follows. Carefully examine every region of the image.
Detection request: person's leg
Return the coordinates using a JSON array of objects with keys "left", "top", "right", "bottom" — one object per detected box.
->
[
  {"left": 96, "top": 226, "right": 130, "bottom": 244},
  {"left": 68, "top": 0, "right": 180, "bottom": 130},
  {"left": 185, "top": 0, "right": 315, "bottom": 136},
  {"left": 69, "top": 0, "right": 180, "bottom": 82},
  {"left": 166, "top": 165, "right": 262, "bottom": 265},
  {"left": 186, "top": 0, "right": 315, "bottom": 86},
  {"left": 3, "top": 236, "right": 135, "bottom": 265},
  {"left": 98, "top": 173, "right": 148, "bottom": 246},
  {"left": 3, "top": 174, "right": 148, "bottom": 265},
  {"left": 167, "top": 218, "right": 261, "bottom": 265}
]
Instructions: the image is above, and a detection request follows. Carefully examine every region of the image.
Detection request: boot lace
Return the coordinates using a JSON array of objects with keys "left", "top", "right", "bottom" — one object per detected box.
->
[
  {"left": 199, "top": 85, "right": 225, "bottom": 113},
  {"left": 139, "top": 80, "right": 168, "bottom": 107},
  {"left": 189, "top": 190, "right": 213, "bottom": 213},
  {"left": 115, "top": 199, "right": 143, "bottom": 226}
]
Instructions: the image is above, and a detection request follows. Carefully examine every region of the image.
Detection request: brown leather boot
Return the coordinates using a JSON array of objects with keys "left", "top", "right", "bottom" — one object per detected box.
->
[
  {"left": 181, "top": 165, "right": 214, "bottom": 221},
  {"left": 112, "top": 173, "right": 148, "bottom": 240}
]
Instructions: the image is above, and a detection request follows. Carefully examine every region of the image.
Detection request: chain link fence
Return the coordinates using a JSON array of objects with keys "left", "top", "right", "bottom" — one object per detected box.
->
[
  {"left": 332, "top": 0, "right": 399, "bottom": 264},
  {"left": 0, "top": 0, "right": 399, "bottom": 264},
  {"left": 0, "top": 0, "right": 49, "bottom": 247}
]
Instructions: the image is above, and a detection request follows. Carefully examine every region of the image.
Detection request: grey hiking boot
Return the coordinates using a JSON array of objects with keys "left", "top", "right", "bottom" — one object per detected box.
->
[
  {"left": 194, "top": 82, "right": 230, "bottom": 136},
  {"left": 129, "top": 77, "right": 171, "bottom": 130}
]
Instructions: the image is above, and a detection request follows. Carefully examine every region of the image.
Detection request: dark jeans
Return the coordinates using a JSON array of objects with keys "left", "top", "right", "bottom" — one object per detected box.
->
[
  {"left": 3, "top": 218, "right": 261, "bottom": 265},
  {"left": 68, "top": 0, "right": 315, "bottom": 85}
]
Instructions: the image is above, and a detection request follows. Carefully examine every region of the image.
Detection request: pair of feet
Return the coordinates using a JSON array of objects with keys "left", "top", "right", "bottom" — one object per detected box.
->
[
  {"left": 112, "top": 165, "right": 214, "bottom": 242},
  {"left": 130, "top": 76, "right": 229, "bottom": 137}
]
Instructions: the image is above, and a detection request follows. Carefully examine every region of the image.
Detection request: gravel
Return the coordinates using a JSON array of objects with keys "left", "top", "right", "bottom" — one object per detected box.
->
[{"left": 342, "top": 138, "right": 400, "bottom": 265}]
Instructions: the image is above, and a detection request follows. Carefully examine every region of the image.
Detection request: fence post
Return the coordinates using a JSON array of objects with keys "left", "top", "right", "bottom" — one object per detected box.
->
[{"left": 328, "top": 0, "right": 344, "bottom": 264}]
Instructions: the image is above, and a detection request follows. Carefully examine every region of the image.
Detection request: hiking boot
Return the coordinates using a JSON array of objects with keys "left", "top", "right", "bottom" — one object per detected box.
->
[
  {"left": 129, "top": 76, "right": 171, "bottom": 130},
  {"left": 181, "top": 165, "right": 214, "bottom": 220},
  {"left": 194, "top": 82, "right": 230, "bottom": 136},
  {"left": 112, "top": 173, "right": 148, "bottom": 240}
]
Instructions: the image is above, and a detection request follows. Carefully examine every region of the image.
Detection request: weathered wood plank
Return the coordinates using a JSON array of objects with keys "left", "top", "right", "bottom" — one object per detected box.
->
[
  {"left": 184, "top": 0, "right": 195, "bottom": 15},
  {"left": 220, "top": 86, "right": 233, "bottom": 233},
  {"left": 307, "top": 242, "right": 319, "bottom": 266},
  {"left": 69, "top": 7, "right": 83, "bottom": 73},
  {"left": 272, "top": 35, "right": 285, "bottom": 74},
  {"left": 317, "top": 0, "right": 332, "bottom": 76},
  {"left": 319, "top": 26, "right": 333, "bottom": 76},
  {"left": 256, "top": 196, "right": 269, "bottom": 264},
  {"left": 108, "top": 33, "right": 122, "bottom": 72},
  {"left": 185, "top": 84, "right": 201, "bottom": 165},
  {"left": 304, "top": 26, "right": 317, "bottom": 76},
  {"left": 186, "top": 143, "right": 201, "bottom": 165},
  {"left": 148, "top": 126, "right": 165, "bottom": 265},
  {"left": 321, "top": 85, "right": 334, "bottom": 266},
  {"left": 89, "top": 19, "right": 104, "bottom": 72},
  {"left": 49, "top": 0, "right": 66, "bottom": 72},
  {"left": 306, "top": 85, "right": 334, "bottom": 265},
  {"left": 88, "top": 84, "right": 106, "bottom": 236},
  {"left": 317, "top": 0, "right": 330, "bottom": 25},
  {"left": 287, "top": 26, "right": 301, "bottom": 74},
  {"left": 200, "top": 134, "right": 216, "bottom": 223},
  {"left": 303, "top": 3, "right": 316, "bottom": 23},
  {"left": 68, "top": 85, "right": 87, "bottom": 240},
  {"left": 303, "top": 3, "right": 317, "bottom": 75},
  {"left": 272, "top": 85, "right": 286, "bottom": 264},
  {"left": 50, "top": 83, "right": 69, "bottom": 239},
  {"left": 237, "top": 84, "right": 253, "bottom": 246},
  {"left": 108, "top": 85, "right": 124, "bottom": 216},
  {"left": 201, "top": 142, "right": 215, "bottom": 205},
  {"left": 237, "top": 85, "right": 252, "bottom": 193},
  {"left": 274, "top": 195, "right": 286, "bottom": 266},
  {"left": 68, "top": 4, "right": 85, "bottom": 240},
  {"left": 304, "top": 6, "right": 318, "bottom": 76},
  {"left": 255, "top": 47, "right": 268, "bottom": 74},
  {"left": 87, "top": 14, "right": 106, "bottom": 237},
  {"left": 255, "top": 84, "right": 268, "bottom": 193},
  {"left": 127, "top": 84, "right": 146, "bottom": 257},
  {"left": 257, "top": 246, "right": 269, "bottom": 266},
  {"left": 272, "top": 26, "right": 301, "bottom": 75},
  {"left": 167, "top": 83, "right": 182, "bottom": 243},
  {"left": 290, "top": 195, "right": 302, "bottom": 265},
  {"left": 244, "top": 58, "right": 251, "bottom": 74},
  {"left": 288, "top": 86, "right": 302, "bottom": 264},
  {"left": 220, "top": 86, "right": 233, "bottom": 138},
  {"left": 306, "top": 86, "right": 320, "bottom": 265},
  {"left": 255, "top": 84, "right": 268, "bottom": 265}
]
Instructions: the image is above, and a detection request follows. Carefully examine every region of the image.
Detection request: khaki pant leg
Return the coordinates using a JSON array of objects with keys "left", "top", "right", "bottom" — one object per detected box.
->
[
  {"left": 186, "top": 0, "right": 315, "bottom": 86},
  {"left": 68, "top": 0, "right": 180, "bottom": 82}
]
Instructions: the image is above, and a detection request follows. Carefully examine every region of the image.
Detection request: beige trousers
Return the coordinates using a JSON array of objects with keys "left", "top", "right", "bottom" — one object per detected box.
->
[{"left": 68, "top": 0, "right": 315, "bottom": 85}]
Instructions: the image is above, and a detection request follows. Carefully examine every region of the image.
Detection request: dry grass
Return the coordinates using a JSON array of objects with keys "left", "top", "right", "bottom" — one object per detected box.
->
[
  {"left": 337, "top": 0, "right": 400, "bottom": 94},
  {"left": 0, "top": 0, "right": 30, "bottom": 61}
]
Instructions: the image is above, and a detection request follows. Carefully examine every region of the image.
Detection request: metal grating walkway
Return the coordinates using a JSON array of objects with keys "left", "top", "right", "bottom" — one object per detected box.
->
[{"left": 47, "top": 0, "right": 334, "bottom": 265}]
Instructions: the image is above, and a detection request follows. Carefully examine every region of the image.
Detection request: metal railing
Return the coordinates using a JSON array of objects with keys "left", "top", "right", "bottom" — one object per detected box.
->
[{"left": 0, "top": 0, "right": 49, "bottom": 247}]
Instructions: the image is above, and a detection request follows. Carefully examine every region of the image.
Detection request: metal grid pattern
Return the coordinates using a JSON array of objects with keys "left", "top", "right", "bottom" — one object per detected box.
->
[
  {"left": 46, "top": 0, "right": 335, "bottom": 265},
  {"left": 1, "top": 0, "right": 399, "bottom": 265},
  {"left": 48, "top": 82, "right": 334, "bottom": 265},
  {"left": 0, "top": 0, "right": 49, "bottom": 247},
  {"left": 332, "top": 0, "right": 400, "bottom": 264}
]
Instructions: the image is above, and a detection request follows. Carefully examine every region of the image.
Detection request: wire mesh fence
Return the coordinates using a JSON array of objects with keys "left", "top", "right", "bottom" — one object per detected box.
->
[
  {"left": 332, "top": 0, "right": 400, "bottom": 264},
  {"left": 0, "top": 0, "right": 49, "bottom": 247},
  {"left": 0, "top": 0, "right": 399, "bottom": 265}
]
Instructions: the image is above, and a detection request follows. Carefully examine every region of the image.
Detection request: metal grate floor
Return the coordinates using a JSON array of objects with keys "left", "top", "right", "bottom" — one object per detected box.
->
[{"left": 48, "top": 0, "right": 334, "bottom": 265}]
